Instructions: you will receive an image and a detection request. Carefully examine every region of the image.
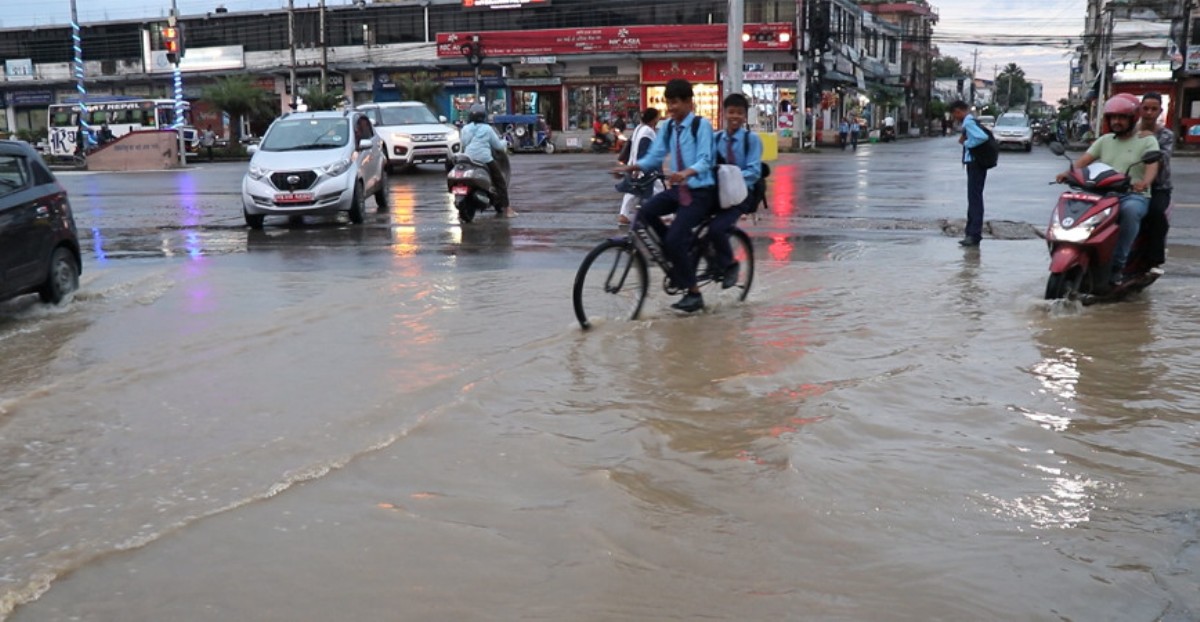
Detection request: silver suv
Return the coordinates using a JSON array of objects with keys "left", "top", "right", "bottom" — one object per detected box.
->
[
  {"left": 241, "top": 110, "right": 387, "bottom": 229},
  {"left": 357, "top": 102, "right": 461, "bottom": 172},
  {"left": 994, "top": 112, "right": 1033, "bottom": 152}
]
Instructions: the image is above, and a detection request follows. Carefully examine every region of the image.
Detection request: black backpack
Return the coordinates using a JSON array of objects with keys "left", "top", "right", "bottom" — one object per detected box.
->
[{"left": 969, "top": 125, "right": 999, "bottom": 169}]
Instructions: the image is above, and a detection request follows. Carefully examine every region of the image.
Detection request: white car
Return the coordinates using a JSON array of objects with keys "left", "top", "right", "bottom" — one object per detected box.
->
[
  {"left": 241, "top": 110, "right": 387, "bottom": 229},
  {"left": 994, "top": 112, "right": 1033, "bottom": 152},
  {"left": 356, "top": 102, "right": 461, "bottom": 172}
]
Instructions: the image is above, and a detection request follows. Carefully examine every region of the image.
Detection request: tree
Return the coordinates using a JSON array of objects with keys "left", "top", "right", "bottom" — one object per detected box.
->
[
  {"left": 201, "top": 75, "right": 275, "bottom": 141},
  {"left": 398, "top": 76, "right": 445, "bottom": 114},
  {"left": 995, "top": 63, "right": 1031, "bottom": 110},
  {"left": 301, "top": 89, "right": 345, "bottom": 111},
  {"left": 933, "top": 56, "right": 968, "bottom": 78}
]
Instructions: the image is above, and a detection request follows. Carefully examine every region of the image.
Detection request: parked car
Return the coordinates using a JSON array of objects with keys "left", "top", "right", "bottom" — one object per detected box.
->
[
  {"left": 994, "top": 112, "right": 1034, "bottom": 152},
  {"left": 0, "top": 140, "right": 81, "bottom": 305},
  {"left": 356, "top": 102, "right": 461, "bottom": 172},
  {"left": 241, "top": 110, "right": 387, "bottom": 229}
]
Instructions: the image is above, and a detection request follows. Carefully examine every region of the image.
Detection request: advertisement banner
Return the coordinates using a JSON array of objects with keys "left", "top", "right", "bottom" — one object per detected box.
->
[
  {"left": 1188, "top": 46, "right": 1200, "bottom": 75},
  {"left": 436, "top": 23, "right": 794, "bottom": 58},
  {"left": 4, "top": 59, "right": 34, "bottom": 82}
]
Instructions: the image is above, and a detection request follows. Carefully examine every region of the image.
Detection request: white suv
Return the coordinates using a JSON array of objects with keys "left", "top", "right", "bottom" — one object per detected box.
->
[
  {"left": 357, "top": 102, "right": 461, "bottom": 172},
  {"left": 994, "top": 112, "right": 1033, "bottom": 152},
  {"left": 241, "top": 110, "right": 387, "bottom": 229}
]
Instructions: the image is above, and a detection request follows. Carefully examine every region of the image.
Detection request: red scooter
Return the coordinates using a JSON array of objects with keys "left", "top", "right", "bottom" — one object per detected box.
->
[{"left": 1044, "top": 142, "right": 1163, "bottom": 303}]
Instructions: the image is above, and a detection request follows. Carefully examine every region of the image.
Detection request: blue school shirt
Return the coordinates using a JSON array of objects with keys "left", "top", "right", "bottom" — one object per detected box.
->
[
  {"left": 961, "top": 114, "right": 988, "bottom": 163},
  {"left": 635, "top": 112, "right": 716, "bottom": 189},
  {"left": 716, "top": 127, "right": 762, "bottom": 187}
]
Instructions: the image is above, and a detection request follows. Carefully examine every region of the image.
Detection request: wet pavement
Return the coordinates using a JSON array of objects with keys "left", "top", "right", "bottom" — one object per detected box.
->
[{"left": 2, "top": 136, "right": 1200, "bottom": 621}]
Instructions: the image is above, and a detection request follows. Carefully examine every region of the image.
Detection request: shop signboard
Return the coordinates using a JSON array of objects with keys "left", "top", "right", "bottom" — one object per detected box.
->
[
  {"left": 376, "top": 68, "right": 502, "bottom": 89},
  {"left": 640, "top": 60, "right": 717, "bottom": 84},
  {"left": 1112, "top": 60, "right": 1172, "bottom": 83},
  {"left": 4, "top": 59, "right": 34, "bottom": 82},
  {"left": 744, "top": 71, "right": 799, "bottom": 81},
  {"left": 463, "top": 0, "right": 550, "bottom": 9},
  {"left": 1188, "top": 46, "right": 1200, "bottom": 75},
  {"left": 436, "top": 23, "right": 794, "bottom": 58},
  {"left": 8, "top": 90, "right": 54, "bottom": 107}
]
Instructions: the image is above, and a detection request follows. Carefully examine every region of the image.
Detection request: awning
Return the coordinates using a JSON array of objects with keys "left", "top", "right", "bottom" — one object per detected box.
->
[{"left": 822, "top": 70, "right": 857, "bottom": 85}]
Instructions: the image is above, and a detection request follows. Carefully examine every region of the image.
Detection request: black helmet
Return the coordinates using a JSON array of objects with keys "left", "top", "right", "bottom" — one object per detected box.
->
[{"left": 468, "top": 104, "right": 487, "bottom": 123}]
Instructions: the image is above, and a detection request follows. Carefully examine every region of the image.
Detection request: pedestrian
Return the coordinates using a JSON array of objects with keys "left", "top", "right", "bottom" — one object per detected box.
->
[
  {"left": 200, "top": 125, "right": 216, "bottom": 162},
  {"left": 1135, "top": 92, "right": 1173, "bottom": 267},
  {"left": 849, "top": 117, "right": 860, "bottom": 150},
  {"left": 613, "top": 78, "right": 717, "bottom": 313},
  {"left": 950, "top": 100, "right": 988, "bottom": 247},
  {"left": 617, "top": 107, "right": 662, "bottom": 226},
  {"left": 838, "top": 118, "right": 850, "bottom": 150}
]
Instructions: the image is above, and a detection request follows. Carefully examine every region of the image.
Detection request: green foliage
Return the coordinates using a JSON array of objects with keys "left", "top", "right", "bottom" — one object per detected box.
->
[
  {"left": 301, "top": 89, "right": 345, "bottom": 112},
  {"left": 995, "top": 63, "right": 1031, "bottom": 109},
  {"left": 869, "top": 85, "right": 904, "bottom": 112},
  {"left": 397, "top": 77, "right": 444, "bottom": 114},
  {"left": 933, "top": 56, "right": 968, "bottom": 78},
  {"left": 201, "top": 75, "right": 276, "bottom": 141},
  {"left": 928, "top": 99, "right": 947, "bottom": 120}
]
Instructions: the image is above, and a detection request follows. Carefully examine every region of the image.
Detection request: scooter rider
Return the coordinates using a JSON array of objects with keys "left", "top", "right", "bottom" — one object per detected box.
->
[
  {"left": 460, "top": 104, "right": 516, "bottom": 218},
  {"left": 1055, "top": 93, "right": 1158, "bottom": 285}
]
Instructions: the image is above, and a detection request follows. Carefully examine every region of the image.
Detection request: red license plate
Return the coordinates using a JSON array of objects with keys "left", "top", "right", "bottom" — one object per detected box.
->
[
  {"left": 451, "top": 186, "right": 469, "bottom": 196},
  {"left": 275, "top": 192, "right": 314, "bottom": 204}
]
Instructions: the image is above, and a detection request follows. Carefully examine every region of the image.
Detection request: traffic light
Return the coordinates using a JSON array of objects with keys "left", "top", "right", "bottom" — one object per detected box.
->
[
  {"left": 460, "top": 37, "right": 484, "bottom": 67},
  {"left": 163, "top": 24, "right": 185, "bottom": 64}
]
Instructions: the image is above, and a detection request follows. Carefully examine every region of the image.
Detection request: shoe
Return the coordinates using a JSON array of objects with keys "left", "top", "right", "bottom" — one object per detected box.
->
[
  {"left": 670, "top": 292, "right": 704, "bottom": 313},
  {"left": 958, "top": 237, "right": 981, "bottom": 247},
  {"left": 721, "top": 262, "right": 740, "bottom": 289}
]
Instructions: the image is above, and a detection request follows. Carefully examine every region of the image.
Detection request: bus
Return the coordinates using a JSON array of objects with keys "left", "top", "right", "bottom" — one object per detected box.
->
[{"left": 46, "top": 98, "right": 197, "bottom": 157}]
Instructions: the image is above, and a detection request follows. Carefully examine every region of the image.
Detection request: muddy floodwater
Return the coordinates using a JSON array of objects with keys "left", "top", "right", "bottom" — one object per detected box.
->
[{"left": 2, "top": 139, "right": 1200, "bottom": 620}]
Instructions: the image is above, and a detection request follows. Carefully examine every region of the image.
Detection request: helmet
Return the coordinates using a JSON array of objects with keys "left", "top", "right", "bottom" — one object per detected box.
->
[
  {"left": 468, "top": 104, "right": 487, "bottom": 124},
  {"left": 1102, "top": 93, "right": 1139, "bottom": 118}
]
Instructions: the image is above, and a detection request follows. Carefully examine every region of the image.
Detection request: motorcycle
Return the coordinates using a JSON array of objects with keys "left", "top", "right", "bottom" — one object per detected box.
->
[
  {"left": 590, "top": 132, "right": 615, "bottom": 153},
  {"left": 446, "top": 149, "right": 511, "bottom": 224},
  {"left": 1043, "top": 142, "right": 1163, "bottom": 304},
  {"left": 880, "top": 125, "right": 896, "bottom": 142}
]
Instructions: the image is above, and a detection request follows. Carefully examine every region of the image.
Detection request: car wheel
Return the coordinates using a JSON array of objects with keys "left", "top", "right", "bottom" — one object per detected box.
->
[
  {"left": 543, "top": 141, "right": 556, "bottom": 154},
  {"left": 244, "top": 208, "right": 265, "bottom": 230},
  {"left": 348, "top": 181, "right": 365, "bottom": 224},
  {"left": 38, "top": 246, "right": 79, "bottom": 304},
  {"left": 1024, "top": 142, "right": 1032, "bottom": 152},
  {"left": 374, "top": 168, "right": 389, "bottom": 210}
]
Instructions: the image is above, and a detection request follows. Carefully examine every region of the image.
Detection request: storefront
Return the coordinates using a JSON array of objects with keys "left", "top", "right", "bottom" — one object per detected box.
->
[
  {"left": 1109, "top": 61, "right": 1177, "bottom": 132},
  {"left": 564, "top": 69, "right": 640, "bottom": 131},
  {"left": 743, "top": 68, "right": 798, "bottom": 132},
  {"left": 374, "top": 68, "right": 506, "bottom": 123},
  {"left": 4, "top": 89, "right": 56, "bottom": 136},
  {"left": 508, "top": 61, "right": 563, "bottom": 130},
  {"left": 641, "top": 60, "right": 721, "bottom": 128}
]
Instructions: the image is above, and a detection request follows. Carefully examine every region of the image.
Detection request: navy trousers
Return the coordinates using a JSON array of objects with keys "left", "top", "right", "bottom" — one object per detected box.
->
[
  {"left": 965, "top": 161, "right": 988, "bottom": 241},
  {"left": 636, "top": 185, "right": 716, "bottom": 290}
]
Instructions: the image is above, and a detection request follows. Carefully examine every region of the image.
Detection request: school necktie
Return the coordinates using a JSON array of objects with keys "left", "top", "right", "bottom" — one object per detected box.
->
[
  {"left": 675, "top": 123, "right": 691, "bottom": 206},
  {"left": 726, "top": 132, "right": 736, "bottom": 165}
]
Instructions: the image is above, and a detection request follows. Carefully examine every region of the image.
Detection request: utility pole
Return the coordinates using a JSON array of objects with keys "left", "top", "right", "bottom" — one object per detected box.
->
[
  {"left": 288, "top": 0, "right": 297, "bottom": 110},
  {"left": 727, "top": 0, "right": 745, "bottom": 97},
  {"left": 970, "top": 47, "right": 978, "bottom": 106},
  {"left": 320, "top": 0, "right": 327, "bottom": 93},
  {"left": 796, "top": 0, "right": 807, "bottom": 148},
  {"left": 69, "top": 0, "right": 91, "bottom": 157},
  {"left": 171, "top": 0, "right": 186, "bottom": 166}
]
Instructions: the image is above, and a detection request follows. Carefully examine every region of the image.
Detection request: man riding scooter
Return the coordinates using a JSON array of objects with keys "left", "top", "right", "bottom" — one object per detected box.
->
[{"left": 1055, "top": 93, "right": 1158, "bottom": 286}]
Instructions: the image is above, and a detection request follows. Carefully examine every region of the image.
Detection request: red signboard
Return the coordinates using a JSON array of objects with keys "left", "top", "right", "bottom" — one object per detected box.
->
[
  {"left": 463, "top": 0, "right": 550, "bottom": 9},
  {"left": 436, "top": 23, "right": 793, "bottom": 58},
  {"left": 640, "top": 60, "right": 717, "bottom": 84}
]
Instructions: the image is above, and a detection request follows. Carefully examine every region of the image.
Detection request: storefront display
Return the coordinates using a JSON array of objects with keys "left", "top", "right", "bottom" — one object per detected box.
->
[
  {"left": 510, "top": 87, "right": 562, "bottom": 130},
  {"left": 448, "top": 89, "right": 507, "bottom": 125},
  {"left": 566, "top": 79, "right": 639, "bottom": 131},
  {"left": 641, "top": 60, "right": 720, "bottom": 128}
]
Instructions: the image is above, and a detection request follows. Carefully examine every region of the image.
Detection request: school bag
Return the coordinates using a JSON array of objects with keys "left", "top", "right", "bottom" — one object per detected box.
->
[
  {"left": 716, "top": 129, "right": 770, "bottom": 212},
  {"left": 969, "top": 124, "right": 999, "bottom": 169}
]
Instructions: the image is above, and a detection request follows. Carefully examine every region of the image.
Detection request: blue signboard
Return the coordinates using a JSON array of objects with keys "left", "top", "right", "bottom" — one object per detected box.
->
[{"left": 8, "top": 90, "right": 55, "bottom": 107}]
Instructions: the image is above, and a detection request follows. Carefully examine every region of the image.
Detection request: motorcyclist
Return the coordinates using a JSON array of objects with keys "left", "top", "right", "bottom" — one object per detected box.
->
[
  {"left": 1054, "top": 93, "right": 1158, "bottom": 285},
  {"left": 459, "top": 104, "right": 516, "bottom": 218}
]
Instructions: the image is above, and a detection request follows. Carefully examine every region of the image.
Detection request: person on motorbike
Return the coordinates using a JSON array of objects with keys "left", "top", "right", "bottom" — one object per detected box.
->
[
  {"left": 707, "top": 93, "right": 762, "bottom": 289},
  {"left": 460, "top": 104, "right": 516, "bottom": 218},
  {"left": 613, "top": 78, "right": 716, "bottom": 313},
  {"left": 1135, "top": 92, "right": 1173, "bottom": 267},
  {"left": 1055, "top": 93, "right": 1159, "bottom": 285}
]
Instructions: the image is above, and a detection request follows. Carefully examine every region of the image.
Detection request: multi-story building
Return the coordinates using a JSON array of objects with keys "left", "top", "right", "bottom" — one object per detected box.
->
[{"left": 860, "top": 0, "right": 937, "bottom": 134}]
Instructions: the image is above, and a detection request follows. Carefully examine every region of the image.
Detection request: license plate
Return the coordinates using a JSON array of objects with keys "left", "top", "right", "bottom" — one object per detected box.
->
[
  {"left": 275, "top": 192, "right": 313, "bottom": 204},
  {"left": 451, "top": 186, "right": 469, "bottom": 196}
]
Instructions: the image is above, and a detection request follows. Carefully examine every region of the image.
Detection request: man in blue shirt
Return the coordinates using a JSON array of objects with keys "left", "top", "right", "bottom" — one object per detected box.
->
[
  {"left": 460, "top": 104, "right": 516, "bottom": 217},
  {"left": 617, "top": 79, "right": 716, "bottom": 313},
  {"left": 951, "top": 100, "right": 988, "bottom": 246},
  {"left": 709, "top": 93, "right": 762, "bottom": 288}
]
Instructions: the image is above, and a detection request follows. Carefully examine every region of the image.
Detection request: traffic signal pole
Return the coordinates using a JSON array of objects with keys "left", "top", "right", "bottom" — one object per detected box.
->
[{"left": 69, "top": 0, "right": 91, "bottom": 158}]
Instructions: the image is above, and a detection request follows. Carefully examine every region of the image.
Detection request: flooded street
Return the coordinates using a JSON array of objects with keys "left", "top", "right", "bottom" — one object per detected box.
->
[{"left": 3, "top": 137, "right": 1200, "bottom": 620}]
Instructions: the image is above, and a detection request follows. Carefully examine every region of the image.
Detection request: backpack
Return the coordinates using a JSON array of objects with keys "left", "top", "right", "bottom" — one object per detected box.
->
[
  {"left": 616, "top": 137, "right": 632, "bottom": 164},
  {"left": 968, "top": 124, "right": 999, "bottom": 170},
  {"left": 662, "top": 116, "right": 701, "bottom": 149}
]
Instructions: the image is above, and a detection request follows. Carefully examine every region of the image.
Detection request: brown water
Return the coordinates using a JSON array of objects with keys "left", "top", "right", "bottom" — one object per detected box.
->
[{"left": 3, "top": 224, "right": 1199, "bottom": 620}]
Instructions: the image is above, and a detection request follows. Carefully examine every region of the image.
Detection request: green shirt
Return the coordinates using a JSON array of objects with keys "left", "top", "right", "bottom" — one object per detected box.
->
[{"left": 1086, "top": 133, "right": 1160, "bottom": 197}]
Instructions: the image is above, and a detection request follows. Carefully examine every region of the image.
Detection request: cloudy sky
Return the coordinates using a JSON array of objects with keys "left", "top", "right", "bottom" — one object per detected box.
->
[{"left": 5, "top": 0, "right": 1082, "bottom": 102}]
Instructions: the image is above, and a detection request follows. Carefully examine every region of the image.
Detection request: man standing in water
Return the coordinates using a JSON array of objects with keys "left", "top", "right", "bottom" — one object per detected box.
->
[{"left": 950, "top": 100, "right": 988, "bottom": 247}]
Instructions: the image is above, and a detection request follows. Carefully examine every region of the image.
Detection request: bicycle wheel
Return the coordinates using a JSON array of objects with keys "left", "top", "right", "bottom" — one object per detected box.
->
[
  {"left": 573, "top": 239, "right": 649, "bottom": 329},
  {"left": 703, "top": 228, "right": 755, "bottom": 305}
]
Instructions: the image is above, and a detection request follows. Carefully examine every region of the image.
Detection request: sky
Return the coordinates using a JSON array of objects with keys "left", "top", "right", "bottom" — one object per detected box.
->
[{"left": 4, "top": 0, "right": 1081, "bottom": 103}]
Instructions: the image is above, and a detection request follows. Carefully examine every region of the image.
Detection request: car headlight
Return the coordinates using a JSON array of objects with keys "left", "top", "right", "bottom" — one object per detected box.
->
[
  {"left": 248, "top": 164, "right": 270, "bottom": 180},
  {"left": 1050, "top": 207, "right": 1111, "bottom": 243},
  {"left": 322, "top": 158, "right": 352, "bottom": 177},
  {"left": 392, "top": 133, "right": 413, "bottom": 143},
  {"left": 445, "top": 132, "right": 458, "bottom": 142}
]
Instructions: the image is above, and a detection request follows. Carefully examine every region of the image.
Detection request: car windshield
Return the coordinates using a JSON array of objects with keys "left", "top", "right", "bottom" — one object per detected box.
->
[
  {"left": 378, "top": 106, "right": 439, "bottom": 126},
  {"left": 997, "top": 116, "right": 1028, "bottom": 127},
  {"left": 260, "top": 118, "right": 349, "bottom": 151}
]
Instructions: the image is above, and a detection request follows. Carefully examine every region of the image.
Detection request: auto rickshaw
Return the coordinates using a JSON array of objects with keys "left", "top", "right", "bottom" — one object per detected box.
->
[{"left": 494, "top": 114, "right": 554, "bottom": 154}]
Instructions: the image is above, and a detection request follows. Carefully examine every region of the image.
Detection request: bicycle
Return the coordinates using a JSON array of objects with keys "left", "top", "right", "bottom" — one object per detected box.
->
[{"left": 572, "top": 172, "right": 755, "bottom": 329}]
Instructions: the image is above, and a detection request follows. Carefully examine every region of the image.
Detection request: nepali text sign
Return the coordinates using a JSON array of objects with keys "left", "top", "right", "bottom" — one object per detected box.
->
[
  {"left": 463, "top": 0, "right": 549, "bottom": 9},
  {"left": 436, "top": 24, "right": 794, "bottom": 58}
]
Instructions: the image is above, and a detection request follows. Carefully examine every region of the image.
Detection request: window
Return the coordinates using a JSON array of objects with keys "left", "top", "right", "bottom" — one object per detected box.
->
[{"left": 0, "top": 155, "right": 30, "bottom": 198}]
